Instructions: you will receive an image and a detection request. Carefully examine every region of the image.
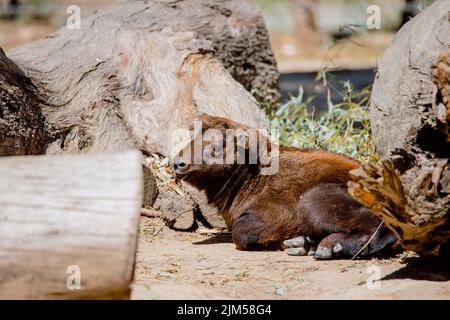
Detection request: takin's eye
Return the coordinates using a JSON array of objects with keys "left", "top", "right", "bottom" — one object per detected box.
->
[
  {"left": 211, "top": 144, "right": 223, "bottom": 157},
  {"left": 203, "top": 141, "right": 225, "bottom": 163}
]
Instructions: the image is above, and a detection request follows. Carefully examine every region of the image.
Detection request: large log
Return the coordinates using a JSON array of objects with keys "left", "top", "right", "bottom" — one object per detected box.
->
[
  {"left": 0, "top": 151, "right": 143, "bottom": 299},
  {"left": 348, "top": 1, "right": 450, "bottom": 257},
  {"left": 5, "top": 1, "right": 271, "bottom": 229},
  {"left": 7, "top": 0, "right": 270, "bottom": 158},
  {"left": 369, "top": 0, "right": 449, "bottom": 159}
]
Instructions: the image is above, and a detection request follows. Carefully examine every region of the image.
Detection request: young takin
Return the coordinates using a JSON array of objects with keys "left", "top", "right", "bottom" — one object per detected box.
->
[{"left": 173, "top": 114, "right": 397, "bottom": 259}]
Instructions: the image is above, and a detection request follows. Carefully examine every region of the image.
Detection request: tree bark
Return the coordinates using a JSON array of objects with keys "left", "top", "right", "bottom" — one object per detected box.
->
[
  {"left": 124, "top": 0, "right": 281, "bottom": 106},
  {"left": 0, "top": 151, "right": 143, "bottom": 299},
  {"left": 0, "top": 47, "right": 46, "bottom": 156},
  {"left": 348, "top": 0, "right": 450, "bottom": 257}
]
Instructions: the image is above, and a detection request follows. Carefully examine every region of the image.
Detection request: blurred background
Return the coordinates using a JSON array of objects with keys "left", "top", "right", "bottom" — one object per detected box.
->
[{"left": 0, "top": 0, "right": 436, "bottom": 105}]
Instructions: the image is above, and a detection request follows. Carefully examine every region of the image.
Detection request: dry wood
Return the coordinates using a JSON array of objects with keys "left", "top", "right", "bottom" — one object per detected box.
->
[
  {"left": 0, "top": 151, "right": 143, "bottom": 299},
  {"left": 124, "top": 0, "right": 280, "bottom": 106},
  {"left": 0, "top": 48, "right": 46, "bottom": 156},
  {"left": 369, "top": 0, "right": 449, "bottom": 159},
  {"left": 432, "top": 50, "right": 450, "bottom": 139},
  {"left": 349, "top": 159, "right": 449, "bottom": 257},
  {"left": 349, "top": 1, "right": 450, "bottom": 256},
  {"left": 141, "top": 207, "right": 193, "bottom": 230}
]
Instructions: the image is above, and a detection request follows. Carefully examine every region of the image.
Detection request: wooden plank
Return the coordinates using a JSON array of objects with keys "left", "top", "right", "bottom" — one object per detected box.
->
[{"left": 0, "top": 150, "right": 143, "bottom": 299}]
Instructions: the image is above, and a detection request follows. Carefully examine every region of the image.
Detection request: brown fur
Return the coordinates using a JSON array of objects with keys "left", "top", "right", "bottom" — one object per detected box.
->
[{"left": 174, "top": 114, "right": 396, "bottom": 258}]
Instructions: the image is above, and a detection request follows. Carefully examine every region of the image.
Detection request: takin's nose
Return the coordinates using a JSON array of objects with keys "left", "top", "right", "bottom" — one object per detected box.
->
[{"left": 173, "top": 156, "right": 188, "bottom": 173}]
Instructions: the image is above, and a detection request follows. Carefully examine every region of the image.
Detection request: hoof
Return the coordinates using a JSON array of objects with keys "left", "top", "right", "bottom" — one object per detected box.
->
[
  {"left": 282, "top": 236, "right": 305, "bottom": 249},
  {"left": 285, "top": 247, "right": 307, "bottom": 256},
  {"left": 313, "top": 246, "right": 333, "bottom": 259}
]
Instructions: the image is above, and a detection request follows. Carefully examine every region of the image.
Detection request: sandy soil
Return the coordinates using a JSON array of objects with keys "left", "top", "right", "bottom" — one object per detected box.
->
[{"left": 131, "top": 216, "right": 450, "bottom": 300}]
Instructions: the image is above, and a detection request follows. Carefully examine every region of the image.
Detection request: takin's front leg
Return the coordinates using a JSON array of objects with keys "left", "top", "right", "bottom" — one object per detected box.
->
[{"left": 231, "top": 210, "right": 290, "bottom": 251}]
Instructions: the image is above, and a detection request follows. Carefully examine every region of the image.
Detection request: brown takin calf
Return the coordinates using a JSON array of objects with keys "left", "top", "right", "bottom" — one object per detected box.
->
[{"left": 173, "top": 114, "right": 397, "bottom": 259}]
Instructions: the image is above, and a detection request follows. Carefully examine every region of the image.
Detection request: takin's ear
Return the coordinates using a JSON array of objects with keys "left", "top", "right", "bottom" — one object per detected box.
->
[
  {"left": 189, "top": 113, "right": 214, "bottom": 131},
  {"left": 198, "top": 113, "right": 219, "bottom": 130},
  {"left": 193, "top": 113, "right": 249, "bottom": 134},
  {"left": 235, "top": 130, "right": 261, "bottom": 168}
]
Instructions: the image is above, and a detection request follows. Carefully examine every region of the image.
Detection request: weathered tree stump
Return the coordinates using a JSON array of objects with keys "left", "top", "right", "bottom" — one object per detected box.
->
[
  {"left": 0, "top": 151, "right": 143, "bottom": 299},
  {"left": 348, "top": 0, "right": 450, "bottom": 257}
]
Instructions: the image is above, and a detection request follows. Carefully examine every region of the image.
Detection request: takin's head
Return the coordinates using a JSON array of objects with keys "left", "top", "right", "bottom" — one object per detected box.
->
[{"left": 172, "top": 114, "right": 271, "bottom": 184}]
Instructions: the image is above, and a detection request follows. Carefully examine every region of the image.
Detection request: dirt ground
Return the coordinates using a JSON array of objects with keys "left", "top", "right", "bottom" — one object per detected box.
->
[{"left": 131, "top": 216, "right": 450, "bottom": 300}]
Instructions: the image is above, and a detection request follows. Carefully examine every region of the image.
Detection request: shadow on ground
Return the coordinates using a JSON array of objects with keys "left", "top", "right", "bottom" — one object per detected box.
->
[
  {"left": 382, "top": 256, "right": 450, "bottom": 282},
  {"left": 192, "top": 233, "right": 233, "bottom": 245}
]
